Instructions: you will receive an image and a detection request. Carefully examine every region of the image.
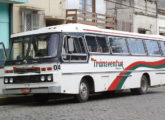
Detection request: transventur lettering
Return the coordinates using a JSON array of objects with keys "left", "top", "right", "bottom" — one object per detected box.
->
[{"left": 91, "top": 58, "right": 123, "bottom": 68}]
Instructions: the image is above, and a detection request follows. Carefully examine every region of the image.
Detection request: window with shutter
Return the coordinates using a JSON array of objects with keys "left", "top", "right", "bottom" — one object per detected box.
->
[{"left": 22, "top": 10, "right": 41, "bottom": 32}]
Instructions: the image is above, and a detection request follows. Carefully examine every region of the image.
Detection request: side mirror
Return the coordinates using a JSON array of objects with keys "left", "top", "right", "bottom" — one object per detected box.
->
[{"left": 68, "top": 38, "right": 74, "bottom": 53}]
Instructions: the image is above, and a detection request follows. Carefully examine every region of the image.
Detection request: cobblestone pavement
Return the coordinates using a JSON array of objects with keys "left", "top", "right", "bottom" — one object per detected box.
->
[{"left": 0, "top": 87, "right": 165, "bottom": 120}]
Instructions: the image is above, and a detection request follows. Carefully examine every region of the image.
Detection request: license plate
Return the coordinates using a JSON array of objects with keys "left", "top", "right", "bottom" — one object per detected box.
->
[{"left": 21, "top": 88, "right": 30, "bottom": 93}]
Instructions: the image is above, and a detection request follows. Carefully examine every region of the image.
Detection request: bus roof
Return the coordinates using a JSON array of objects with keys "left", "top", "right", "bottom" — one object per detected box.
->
[{"left": 11, "top": 23, "right": 165, "bottom": 40}]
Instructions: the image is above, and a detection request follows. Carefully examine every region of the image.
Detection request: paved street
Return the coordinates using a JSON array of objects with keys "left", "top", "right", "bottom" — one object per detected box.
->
[{"left": 0, "top": 87, "right": 165, "bottom": 120}]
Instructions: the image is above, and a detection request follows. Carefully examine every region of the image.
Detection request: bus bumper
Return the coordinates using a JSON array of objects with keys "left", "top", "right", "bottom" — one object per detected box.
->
[{"left": 3, "top": 86, "right": 61, "bottom": 95}]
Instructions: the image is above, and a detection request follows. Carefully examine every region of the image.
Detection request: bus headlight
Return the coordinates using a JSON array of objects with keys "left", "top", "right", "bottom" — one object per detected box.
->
[
  {"left": 41, "top": 76, "right": 45, "bottom": 82},
  {"left": 4, "top": 78, "right": 9, "bottom": 84},
  {"left": 47, "top": 75, "right": 52, "bottom": 81},
  {"left": 9, "top": 78, "right": 13, "bottom": 83}
]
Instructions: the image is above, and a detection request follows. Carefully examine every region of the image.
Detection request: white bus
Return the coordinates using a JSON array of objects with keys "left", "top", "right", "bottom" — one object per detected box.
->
[{"left": 3, "top": 24, "right": 165, "bottom": 102}]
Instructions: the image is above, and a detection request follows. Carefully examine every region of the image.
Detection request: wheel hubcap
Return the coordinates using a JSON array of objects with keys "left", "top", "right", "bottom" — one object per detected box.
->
[
  {"left": 141, "top": 79, "right": 148, "bottom": 92},
  {"left": 80, "top": 83, "right": 88, "bottom": 98}
]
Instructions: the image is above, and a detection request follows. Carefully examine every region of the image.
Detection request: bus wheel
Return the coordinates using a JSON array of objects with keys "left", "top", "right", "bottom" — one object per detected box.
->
[
  {"left": 76, "top": 80, "right": 89, "bottom": 103},
  {"left": 33, "top": 94, "right": 49, "bottom": 103},
  {"left": 131, "top": 75, "right": 148, "bottom": 95}
]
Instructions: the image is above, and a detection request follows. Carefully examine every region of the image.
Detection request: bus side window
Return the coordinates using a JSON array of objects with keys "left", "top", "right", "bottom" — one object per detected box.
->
[
  {"left": 109, "top": 36, "right": 129, "bottom": 54},
  {"left": 127, "top": 38, "right": 146, "bottom": 55},
  {"left": 159, "top": 41, "right": 165, "bottom": 56},
  {"left": 85, "top": 36, "right": 98, "bottom": 52},
  {"left": 96, "top": 36, "right": 109, "bottom": 53},
  {"left": 62, "top": 36, "right": 87, "bottom": 62},
  {"left": 145, "top": 40, "right": 161, "bottom": 56},
  {"left": 88, "top": 45, "right": 92, "bottom": 52}
]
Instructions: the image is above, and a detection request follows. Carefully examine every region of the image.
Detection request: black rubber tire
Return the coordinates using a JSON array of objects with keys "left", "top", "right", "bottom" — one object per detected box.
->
[
  {"left": 33, "top": 94, "right": 49, "bottom": 103},
  {"left": 75, "top": 80, "right": 89, "bottom": 103},
  {"left": 131, "top": 75, "right": 149, "bottom": 95}
]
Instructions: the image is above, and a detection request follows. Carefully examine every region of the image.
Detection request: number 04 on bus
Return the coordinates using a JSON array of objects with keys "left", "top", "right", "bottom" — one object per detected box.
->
[{"left": 3, "top": 24, "right": 165, "bottom": 102}]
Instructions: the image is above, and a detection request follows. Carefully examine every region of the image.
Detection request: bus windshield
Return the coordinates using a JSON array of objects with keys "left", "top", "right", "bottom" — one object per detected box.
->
[{"left": 9, "top": 34, "right": 59, "bottom": 61}]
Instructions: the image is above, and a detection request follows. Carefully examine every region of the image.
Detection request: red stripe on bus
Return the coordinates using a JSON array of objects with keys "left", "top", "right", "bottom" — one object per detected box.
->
[{"left": 108, "top": 59, "right": 165, "bottom": 91}]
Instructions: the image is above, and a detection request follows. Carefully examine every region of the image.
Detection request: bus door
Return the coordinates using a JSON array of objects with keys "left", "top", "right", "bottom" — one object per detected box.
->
[{"left": 0, "top": 42, "right": 7, "bottom": 94}]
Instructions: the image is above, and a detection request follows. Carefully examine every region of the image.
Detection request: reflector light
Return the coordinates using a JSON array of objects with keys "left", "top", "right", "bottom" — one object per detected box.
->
[
  {"left": 47, "top": 67, "right": 52, "bottom": 71},
  {"left": 5, "top": 70, "right": 13, "bottom": 73},
  {"left": 41, "top": 68, "right": 46, "bottom": 71}
]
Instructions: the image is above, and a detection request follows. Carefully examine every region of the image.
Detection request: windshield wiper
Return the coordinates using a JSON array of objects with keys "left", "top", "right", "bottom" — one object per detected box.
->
[{"left": 43, "top": 56, "right": 52, "bottom": 58}]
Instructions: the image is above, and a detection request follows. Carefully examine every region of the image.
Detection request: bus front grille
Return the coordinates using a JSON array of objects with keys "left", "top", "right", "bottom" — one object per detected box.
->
[
  {"left": 4, "top": 74, "right": 53, "bottom": 84},
  {"left": 13, "top": 75, "right": 41, "bottom": 83}
]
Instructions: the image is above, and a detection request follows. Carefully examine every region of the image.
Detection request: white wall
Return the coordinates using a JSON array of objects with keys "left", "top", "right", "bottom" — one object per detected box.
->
[
  {"left": 67, "top": 0, "right": 80, "bottom": 9},
  {"left": 133, "top": 0, "right": 157, "bottom": 34},
  {"left": 157, "top": 14, "right": 165, "bottom": 35},
  {"left": 96, "top": 0, "right": 106, "bottom": 14},
  {"left": 13, "top": 0, "right": 66, "bottom": 33},
  {"left": 67, "top": 0, "right": 106, "bottom": 14},
  {"left": 134, "top": 0, "right": 156, "bottom": 17},
  {"left": 133, "top": 14, "right": 157, "bottom": 34}
]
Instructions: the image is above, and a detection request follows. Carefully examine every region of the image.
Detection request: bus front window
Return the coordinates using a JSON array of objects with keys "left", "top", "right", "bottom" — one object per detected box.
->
[
  {"left": 10, "top": 34, "right": 59, "bottom": 61},
  {"left": 12, "top": 37, "right": 30, "bottom": 60},
  {"left": 28, "top": 34, "right": 59, "bottom": 59}
]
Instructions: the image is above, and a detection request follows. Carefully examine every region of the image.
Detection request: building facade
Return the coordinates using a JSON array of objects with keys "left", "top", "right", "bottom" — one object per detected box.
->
[
  {"left": 0, "top": 0, "right": 28, "bottom": 48},
  {"left": 106, "top": 0, "right": 134, "bottom": 31},
  {"left": 66, "top": 0, "right": 115, "bottom": 29},
  {"left": 134, "top": 0, "right": 157, "bottom": 34},
  {"left": 157, "top": 0, "right": 165, "bottom": 35},
  {"left": 13, "top": 0, "right": 66, "bottom": 33},
  {"left": 13, "top": 0, "right": 115, "bottom": 33},
  {"left": 106, "top": 0, "right": 157, "bottom": 34}
]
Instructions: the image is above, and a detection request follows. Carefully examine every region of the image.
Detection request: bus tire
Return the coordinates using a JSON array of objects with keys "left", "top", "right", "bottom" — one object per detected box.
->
[
  {"left": 33, "top": 94, "right": 49, "bottom": 103},
  {"left": 131, "top": 75, "right": 148, "bottom": 95},
  {"left": 76, "top": 80, "right": 89, "bottom": 103}
]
